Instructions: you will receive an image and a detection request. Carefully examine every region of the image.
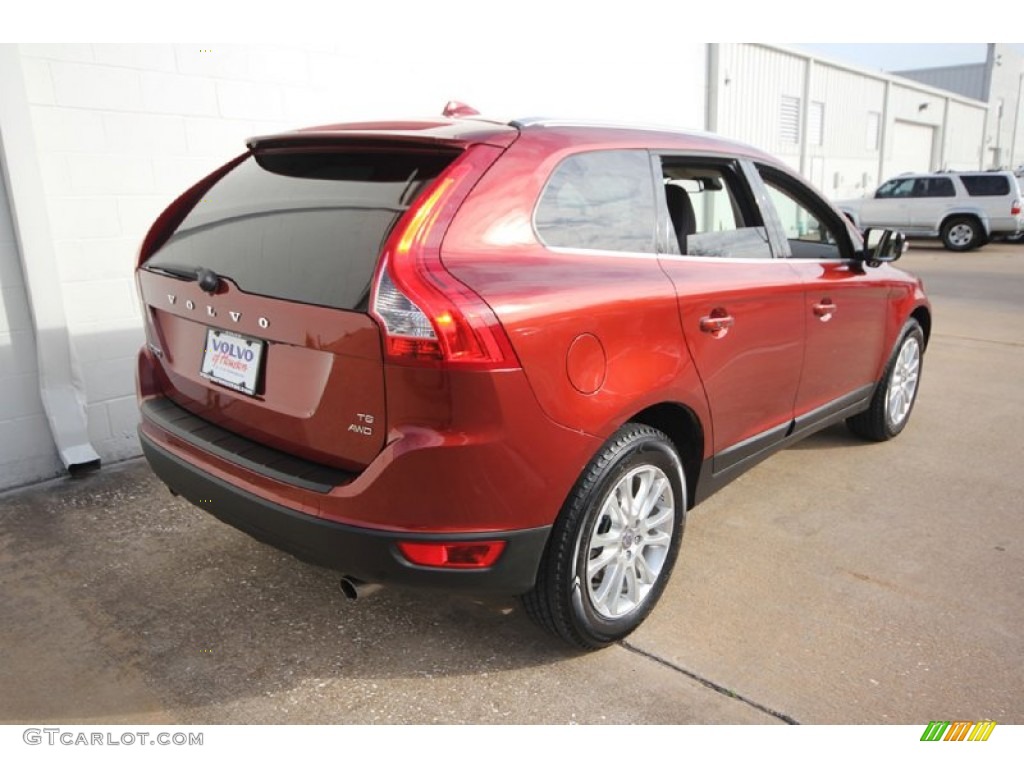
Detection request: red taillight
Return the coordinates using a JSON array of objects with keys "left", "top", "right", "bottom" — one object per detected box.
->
[
  {"left": 138, "top": 152, "right": 248, "bottom": 264},
  {"left": 1012, "top": 199, "right": 1021, "bottom": 216},
  {"left": 397, "top": 540, "right": 507, "bottom": 569},
  {"left": 370, "top": 145, "right": 519, "bottom": 370}
]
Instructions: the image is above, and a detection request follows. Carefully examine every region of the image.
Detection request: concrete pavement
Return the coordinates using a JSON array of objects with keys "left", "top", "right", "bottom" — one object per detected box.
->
[{"left": 1, "top": 243, "right": 1021, "bottom": 724}]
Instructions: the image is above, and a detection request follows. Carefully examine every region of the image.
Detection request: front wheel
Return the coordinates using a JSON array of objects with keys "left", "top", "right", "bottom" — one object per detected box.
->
[
  {"left": 522, "top": 424, "right": 686, "bottom": 649},
  {"left": 847, "top": 319, "right": 924, "bottom": 441}
]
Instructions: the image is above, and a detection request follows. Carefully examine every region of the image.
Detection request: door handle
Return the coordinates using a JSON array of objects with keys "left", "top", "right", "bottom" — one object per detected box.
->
[
  {"left": 813, "top": 300, "right": 837, "bottom": 321},
  {"left": 699, "top": 313, "right": 734, "bottom": 335}
]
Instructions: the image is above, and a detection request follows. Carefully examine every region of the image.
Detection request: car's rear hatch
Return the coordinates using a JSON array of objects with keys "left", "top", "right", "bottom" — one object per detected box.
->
[{"left": 136, "top": 122, "right": 517, "bottom": 472}]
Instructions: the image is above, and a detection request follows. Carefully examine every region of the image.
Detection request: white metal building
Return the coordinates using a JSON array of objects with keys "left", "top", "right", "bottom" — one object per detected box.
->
[
  {"left": 895, "top": 43, "right": 1024, "bottom": 170},
  {"left": 0, "top": 42, "right": 991, "bottom": 490},
  {"left": 711, "top": 44, "right": 989, "bottom": 200}
]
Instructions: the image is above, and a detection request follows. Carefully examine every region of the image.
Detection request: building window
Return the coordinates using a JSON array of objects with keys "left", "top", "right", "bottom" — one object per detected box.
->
[
  {"left": 809, "top": 102, "right": 824, "bottom": 146},
  {"left": 866, "top": 112, "right": 881, "bottom": 150},
  {"left": 780, "top": 96, "right": 801, "bottom": 144}
]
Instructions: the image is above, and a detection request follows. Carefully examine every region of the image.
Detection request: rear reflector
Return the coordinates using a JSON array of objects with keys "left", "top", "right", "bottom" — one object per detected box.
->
[{"left": 397, "top": 540, "right": 507, "bottom": 569}]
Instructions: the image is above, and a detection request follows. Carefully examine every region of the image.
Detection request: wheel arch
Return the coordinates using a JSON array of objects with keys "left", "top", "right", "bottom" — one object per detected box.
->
[
  {"left": 940, "top": 210, "right": 988, "bottom": 235},
  {"left": 627, "top": 402, "right": 705, "bottom": 510},
  {"left": 910, "top": 305, "right": 932, "bottom": 350}
]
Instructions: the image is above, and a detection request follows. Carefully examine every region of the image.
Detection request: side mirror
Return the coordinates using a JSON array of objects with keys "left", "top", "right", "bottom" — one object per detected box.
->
[{"left": 861, "top": 228, "right": 906, "bottom": 266}]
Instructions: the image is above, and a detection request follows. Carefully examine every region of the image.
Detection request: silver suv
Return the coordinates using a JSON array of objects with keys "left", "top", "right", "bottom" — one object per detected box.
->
[{"left": 836, "top": 171, "right": 1023, "bottom": 251}]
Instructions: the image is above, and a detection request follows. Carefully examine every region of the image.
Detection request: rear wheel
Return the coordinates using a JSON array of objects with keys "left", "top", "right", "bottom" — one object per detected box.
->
[
  {"left": 941, "top": 216, "right": 983, "bottom": 251},
  {"left": 522, "top": 424, "right": 686, "bottom": 649}
]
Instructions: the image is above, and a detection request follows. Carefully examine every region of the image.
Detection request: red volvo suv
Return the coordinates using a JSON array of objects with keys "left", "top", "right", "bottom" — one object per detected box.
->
[{"left": 135, "top": 114, "right": 930, "bottom": 648}]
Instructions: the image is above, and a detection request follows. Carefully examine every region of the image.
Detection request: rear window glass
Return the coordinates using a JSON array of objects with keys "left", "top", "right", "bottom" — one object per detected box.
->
[
  {"left": 145, "top": 149, "right": 457, "bottom": 310},
  {"left": 961, "top": 175, "right": 1011, "bottom": 196},
  {"left": 534, "top": 150, "right": 656, "bottom": 253}
]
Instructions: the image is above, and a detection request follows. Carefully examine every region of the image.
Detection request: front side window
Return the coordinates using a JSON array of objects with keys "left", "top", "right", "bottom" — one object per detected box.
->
[
  {"left": 758, "top": 165, "right": 847, "bottom": 260},
  {"left": 534, "top": 150, "right": 656, "bottom": 253},
  {"left": 875, "top": 178, "right": 916, "bottom": 199}
]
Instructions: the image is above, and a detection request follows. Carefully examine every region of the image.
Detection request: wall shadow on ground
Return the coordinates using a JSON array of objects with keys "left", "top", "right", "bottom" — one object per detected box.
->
[{"left": 0, "top": 456, "right": 579, "bottom": 724}]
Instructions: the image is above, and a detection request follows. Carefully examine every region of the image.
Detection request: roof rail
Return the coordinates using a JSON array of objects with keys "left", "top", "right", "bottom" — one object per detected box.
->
[
  {"left": 508, "top": 116, "right": 552, "bottom": 129},
  {"left": 508, "top": 117, "right": 715, "bottom": 135}
]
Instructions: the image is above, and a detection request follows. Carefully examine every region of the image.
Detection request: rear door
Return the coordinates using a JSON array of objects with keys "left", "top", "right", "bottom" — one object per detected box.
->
[
  {"left": 653, "top": 155, "right": 805, "bottom": 472},
  {"left": 138, "top": 145, "right": 460, "bottom": 470},
  {"left": 906, "top": 176, "right": 956, "bottom": 232}
]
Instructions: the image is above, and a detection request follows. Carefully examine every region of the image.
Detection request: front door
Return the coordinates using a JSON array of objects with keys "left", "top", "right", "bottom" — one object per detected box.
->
[{"left": 756, "top": 164, "right": 890, "bottom": 417}]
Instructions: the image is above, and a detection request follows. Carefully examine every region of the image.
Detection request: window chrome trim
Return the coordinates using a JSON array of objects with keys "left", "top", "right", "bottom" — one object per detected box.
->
[{"left": 540, "top": 244, "right": 805, "bottom": 265}]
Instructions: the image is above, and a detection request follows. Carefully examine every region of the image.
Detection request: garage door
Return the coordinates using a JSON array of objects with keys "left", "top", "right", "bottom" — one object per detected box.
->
[{"left": 886, "top": 121, "right": 935, "bottom": 178}]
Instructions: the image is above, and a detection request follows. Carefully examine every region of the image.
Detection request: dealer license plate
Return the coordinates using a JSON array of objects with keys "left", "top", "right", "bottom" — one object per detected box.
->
[{"left": 200, "top": 328, "right": 264, "bottom": 396}]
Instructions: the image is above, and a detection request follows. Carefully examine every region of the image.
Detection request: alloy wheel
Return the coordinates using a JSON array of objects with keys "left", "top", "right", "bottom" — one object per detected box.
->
[
  {"left": 887, "top": 336, "right": 921, "bottom": 427},
  {"left": 584, "top": 465, "right": 675, "bottom": 619}
]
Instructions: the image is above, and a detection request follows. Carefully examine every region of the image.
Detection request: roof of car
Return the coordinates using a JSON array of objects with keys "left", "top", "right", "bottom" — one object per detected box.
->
[
  {"left": 247, "top": 118, "right": 519, "bottom": 150},
  {"left": 247, "top": 117, "right": 776, "bottom": 162}
]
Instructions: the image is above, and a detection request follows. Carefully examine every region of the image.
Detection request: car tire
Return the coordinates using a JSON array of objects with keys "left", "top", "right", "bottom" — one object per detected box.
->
[
  {"left": 846, "top": 319, "right": 924, "bottom": 442},
  {"left": 941, "top": 216, "right": 983, "bottom": 251},
  {"left": 521, "top": 423, "right": 686, "bottom": 650}
]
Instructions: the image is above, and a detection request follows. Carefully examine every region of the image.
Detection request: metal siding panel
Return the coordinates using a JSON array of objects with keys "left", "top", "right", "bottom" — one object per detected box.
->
[
  {"left": 810, "top": 64, "right": 886, "bottom": 159},
  {"left": 894, "top": 64, "right": 987, "bottom": 100},
  {"left": 946, "top": 101, "right": 987, "bottom": 169},
  {"left": 718, "top": 44, "right": 805, "bottom": 154},
  {"left": 714, "top": 45, "right": 989, "bottom": 195}
]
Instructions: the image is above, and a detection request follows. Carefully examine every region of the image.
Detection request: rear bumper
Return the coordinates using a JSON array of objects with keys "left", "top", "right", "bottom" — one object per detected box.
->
[{"left": 141, "top": 430, "right": 551, "bottom": 594}]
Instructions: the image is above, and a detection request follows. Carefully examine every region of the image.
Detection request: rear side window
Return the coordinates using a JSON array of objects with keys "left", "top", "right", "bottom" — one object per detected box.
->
[
  {"left": 913, "top": 177, "right": 956, "bottom": 197},
  {"left": 534, "top": 150, "right": 656, "bottom": 253},
  {"left": 145, "top": 149, "right": 457, "bottom": 310},
  {"left": 961, "top": 175, "right": 1011, "bottom": 196}
]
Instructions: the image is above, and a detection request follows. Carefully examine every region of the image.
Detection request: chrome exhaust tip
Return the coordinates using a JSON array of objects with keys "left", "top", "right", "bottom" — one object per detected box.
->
[{"left": 339, "top": 576, "right": 383, "bottom": 600}]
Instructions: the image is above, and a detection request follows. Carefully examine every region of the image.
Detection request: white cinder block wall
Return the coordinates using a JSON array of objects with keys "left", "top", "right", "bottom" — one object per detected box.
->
[
  {"left": 0, "top": 167, "right": 63, "bottom": 488},
  {"left": 14, "top": 43, "right": 362, "bottom": 476},
  {"left": 1, "top": 42, "right": 709, "bottom": 489}
]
